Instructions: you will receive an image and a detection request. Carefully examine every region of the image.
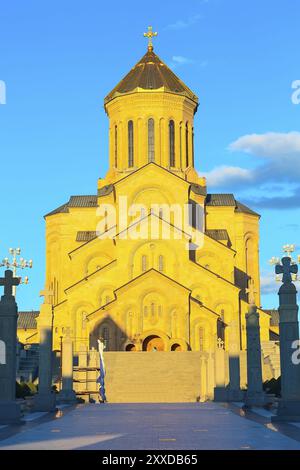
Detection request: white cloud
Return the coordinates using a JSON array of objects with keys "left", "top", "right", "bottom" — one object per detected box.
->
[
  {"left": 165, "top": 14, "right": 202, "bottom": 31},
  {"left": 203, "top": 132, "right": 300, "bottom": 208},
  {"left": 260, "top": 272, "right": 279, "bottom": 295},
  {"left": 229, "top": 132, "right": 300, "bottom": 159},
  {"left": 172, "top": 56, "right": 195, "bottom": 65},
  {"left": 168, "top": 55, "right": 199, "bottom": 69},
  {"left": 169, "top": 56, "right": 207, "bottom": 70},
  {"left": 229, "top": 132, "right": 300, "bottom": 184},
  {"left": 203, "top": 165, "right": 252, "bottom": 186},
  {"left": 169, "top": 56, "right": 198, "bottom": 70},
  {"left": 242, "top": 185, "right": 300, "bottom": 209},
  {"left": 261, "top": 269, "right": 300, "bottom": 296}
]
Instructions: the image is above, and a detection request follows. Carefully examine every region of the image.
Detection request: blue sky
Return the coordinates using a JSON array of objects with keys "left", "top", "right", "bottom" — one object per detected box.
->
[{"left": 0, "top": 0, "right": 299, "bottom": 311}]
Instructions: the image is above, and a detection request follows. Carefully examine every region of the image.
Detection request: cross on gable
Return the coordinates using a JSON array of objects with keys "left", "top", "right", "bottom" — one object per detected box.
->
[
  {"left": 275, "top": 256, "right": 298, "bottom": 284},
  {"left": 0, "top": 270, "right": 20, "bottom": 296},
  {"left": 217, "top": 337, "right": 224, "bottom": 349}
]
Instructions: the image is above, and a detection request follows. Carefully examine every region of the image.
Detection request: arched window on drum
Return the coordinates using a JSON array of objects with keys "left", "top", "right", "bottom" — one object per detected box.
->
[
  {"left": 169, "top": 120, "right": 175, "bottom": 167},
  {"left": 185, "top": 122, "right": 189, "bottom": 167},
  {"left": 148, "top": 118, "right": 155, "bottom": 162},
  {"left": 114, "top": 125, "right": 118, "bottom": 167},
  {"left": 128, "top": 120, "right": 134, "bottom": 167}
]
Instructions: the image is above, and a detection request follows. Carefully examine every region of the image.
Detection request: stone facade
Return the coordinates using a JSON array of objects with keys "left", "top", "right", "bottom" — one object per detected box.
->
[{"left": 36, "top": 43, "right": 272, "bottom": 395}]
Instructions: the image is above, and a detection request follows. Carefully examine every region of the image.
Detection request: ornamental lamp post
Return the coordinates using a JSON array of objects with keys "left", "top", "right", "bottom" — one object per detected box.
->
[
  {"left": 282, "top": 244, "right": 296, "bottom": 258},
  {"left": 0, "top": 248, "right": 33, "bottom": 297}
]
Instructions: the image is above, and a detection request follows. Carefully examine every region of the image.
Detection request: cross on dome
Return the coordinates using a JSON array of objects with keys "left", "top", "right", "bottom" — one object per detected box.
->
[{"left": 143, "top": 26, "right": 158, "bottom": 51}]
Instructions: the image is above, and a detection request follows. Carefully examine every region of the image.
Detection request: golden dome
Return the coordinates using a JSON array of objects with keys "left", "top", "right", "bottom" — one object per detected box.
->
[{"left": 104, "top": 48, "right": 199, "bottom": 107}]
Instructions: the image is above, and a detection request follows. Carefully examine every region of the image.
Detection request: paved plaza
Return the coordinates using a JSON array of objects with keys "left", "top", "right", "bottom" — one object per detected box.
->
[{"left": 1, "top": 402, "right": 300, "bottom": 450}]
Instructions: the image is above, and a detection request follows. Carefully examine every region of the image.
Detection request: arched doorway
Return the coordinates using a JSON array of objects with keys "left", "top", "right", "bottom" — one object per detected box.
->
[
  {"left": 171, "top": 343, "right": 182, "bottom": 351},
  {"left": 142, "top": 335, "right": 165, "bottom": 351},
  {"left": 125, "top": 343, "right": 136, "bottom": 351}
]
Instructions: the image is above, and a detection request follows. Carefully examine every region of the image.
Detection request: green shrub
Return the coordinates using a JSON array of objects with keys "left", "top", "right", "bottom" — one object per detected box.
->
[
  {"left": 16, "top": 381, "right": 37, "bottom": 398},
  {"left": 26, "top": 382, "right": 37, "bottom": 394},
  {"left": 263, "top": 377, "right": 281, "bottom": 397},
  {"left": 76, "top": 397, "right": 85, "bottom": 403},
  {"left": 16, "top": 382, "right": 24, "bottom": 399}
]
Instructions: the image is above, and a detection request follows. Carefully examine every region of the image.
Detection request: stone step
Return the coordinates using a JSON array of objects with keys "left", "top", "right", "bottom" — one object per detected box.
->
[
  {"left": 106, "top": 398, "right": 199, "bottom": 403},
  {"left": 90, "top": 351, "right": 203, "bottom": 403}
]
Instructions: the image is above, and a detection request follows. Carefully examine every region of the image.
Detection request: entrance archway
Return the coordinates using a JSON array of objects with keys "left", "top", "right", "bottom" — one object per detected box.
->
[
  {"left": 171, "top": 343, "right": 182, "bottom": 351},
  {"left": 125, "top": 344, "right": 136, "bottom": 351},
  {"left": 142, "top": 335, "right": 165, "bottom": 351}
]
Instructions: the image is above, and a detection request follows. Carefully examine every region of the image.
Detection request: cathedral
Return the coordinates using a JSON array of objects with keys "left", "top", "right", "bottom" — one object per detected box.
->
[{"left": 36, "top": 31, "right": 273, "bottom": 366}]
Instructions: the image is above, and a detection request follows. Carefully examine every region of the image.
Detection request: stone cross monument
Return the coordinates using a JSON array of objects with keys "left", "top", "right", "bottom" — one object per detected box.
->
[
  {"left": 214, "top": 338, "right": 226, "bottom": 393},
  {"left": 214, "top": 320, "right": 245, "bottom": 402},
  {"left": 58, "top": 328, "right": 77, "bottom": 403},
  {"left": 34, "top": 288, "right": 56, "bottom": 411},
  {"left": 244, "top": 279, "right": 266, "bottom": 407},
  {"left": 271, "top": 252, "right": 300, "bottom": 422},
  {"left": 0, "top": 270, "right": 21, "bottom": 424}
]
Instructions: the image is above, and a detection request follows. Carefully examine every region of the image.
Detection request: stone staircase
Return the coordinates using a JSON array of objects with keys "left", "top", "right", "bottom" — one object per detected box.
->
[
  {"left": 261, "top": 341, "right": 281, "bottom": 379},
  {"left": 102, "top": 352, "right": 202, "bottom": 403},
  {"left": 17, "top": 344, "right": 39, "bottom": 383}
]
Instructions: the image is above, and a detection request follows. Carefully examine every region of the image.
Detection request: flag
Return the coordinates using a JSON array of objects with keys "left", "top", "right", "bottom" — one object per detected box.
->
[{"left": 97, "top": 339, "right": 107, "bottom": 402}]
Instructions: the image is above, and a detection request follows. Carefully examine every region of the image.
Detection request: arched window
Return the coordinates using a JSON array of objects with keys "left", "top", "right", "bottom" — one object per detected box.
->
[
  {"left": 148, "top": 118, "right": 155, "bottom": 162},
  {"left": 81, "top": 313, "right": 87, "bottom": 330},
  {"left": 169, "top": 120, "right": 175, "bottom": 167},
  {"left": 151, "top": 303, "right": 155, "bottom": 316},
  {"left": 141, "top": 255, "right": 147, "bottom": 272},
  {"left": 114, "top": 125, "right": 118, "bottom": 167},
  {"left": 158, "top": 255, "right": 164, "bottom": 272},
  {"left": 199, "top": 327, "right": 204, "bottom": 352},
  {"left": 128, "top": 120, "right": 134, "bottom": 167},
  {"left": 245, "top": 237, "right": 256, "bottom": 278},
  {"left": 185, "top": 122, "right": 189, "bottom": 167}
]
